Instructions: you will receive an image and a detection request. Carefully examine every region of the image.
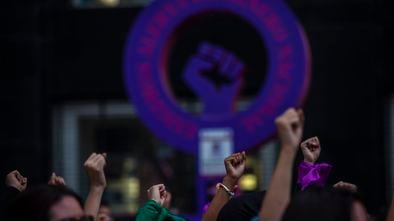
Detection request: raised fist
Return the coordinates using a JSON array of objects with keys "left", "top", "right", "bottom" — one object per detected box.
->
[
  {"left": 84, "top": 153, "right": 107, "bottom": 189},
  {"left": 300, "top": 136, "right": 321, "bottom": 164},
  {"left": 48, "top": 172, "right": 66, "bottom": 186},
  {"left": 147, "top": 184, "right": 168, "bottom": 206},
  {"left": 224, "top": 151, "right": 246, "bottom": 184},
  {"left": 275, "top": 108, "right": 304, "bottom": 150},
  {"left": 5, "top": 170, "right": 27, "bottom": 192},
  {"left": 183, "top": 42, "right": 244, "bottom": 115}
]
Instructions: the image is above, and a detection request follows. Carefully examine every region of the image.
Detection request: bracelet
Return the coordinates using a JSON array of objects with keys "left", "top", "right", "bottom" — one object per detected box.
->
[{"left": 216, "top": 183, "right": 235, "bottom": 198}]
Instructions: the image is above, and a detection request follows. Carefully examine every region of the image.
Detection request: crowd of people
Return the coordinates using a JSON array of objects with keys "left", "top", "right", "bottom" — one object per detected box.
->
[
  {"left": 2, "top": 153, "right": 112, "bottom": 221},
  {"left": 1, "top": 108, "right": 393, "bottom": 221}
]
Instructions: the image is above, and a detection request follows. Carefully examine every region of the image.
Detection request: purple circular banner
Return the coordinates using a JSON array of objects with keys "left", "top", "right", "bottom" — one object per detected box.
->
[{"left": 124, "top": 0, "right": 311, "bottom": 154}]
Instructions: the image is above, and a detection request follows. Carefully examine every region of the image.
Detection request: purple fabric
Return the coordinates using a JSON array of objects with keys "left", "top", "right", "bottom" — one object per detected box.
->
[{"left": 297, "top": 161, "right": 332, "bottom": 190}]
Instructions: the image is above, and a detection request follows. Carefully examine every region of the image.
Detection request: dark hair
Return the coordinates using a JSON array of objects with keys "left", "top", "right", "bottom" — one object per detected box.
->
[
  {"left": 217, "top": 191, "right": 266, "bottom": 221},
  {"left": 282, "top": 187, "right": 361, "bottom": 221},
  {"left": 7, "top": 185, "right": 83, "bottom": 221}
]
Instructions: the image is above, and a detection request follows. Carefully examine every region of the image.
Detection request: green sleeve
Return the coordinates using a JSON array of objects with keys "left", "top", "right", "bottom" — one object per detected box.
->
[
  {"left": 135, "top": 200, "right": 169, "bottom": 221},
  {"left": 135, "top": 200, "right": 187, "bottom": 221}
]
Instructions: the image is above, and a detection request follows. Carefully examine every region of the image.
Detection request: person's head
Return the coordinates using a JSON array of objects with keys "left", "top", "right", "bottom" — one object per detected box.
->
[
  {"left": 282, "top": 187, "right": 368, "bottom": 221},
  {"left": 98, "top": 200, "right": 113, "bottom": 221},
  {"left": 217, "top": 191, "right": 265, "bottom": 221},
  {"left": 7, "top": 185, "right": 90, "bottom": 221}
]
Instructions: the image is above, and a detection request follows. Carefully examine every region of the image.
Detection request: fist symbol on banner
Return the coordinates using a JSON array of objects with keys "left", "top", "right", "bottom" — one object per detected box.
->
[{"left": 183, "top": 42, "right": 245, "bottom": 115}]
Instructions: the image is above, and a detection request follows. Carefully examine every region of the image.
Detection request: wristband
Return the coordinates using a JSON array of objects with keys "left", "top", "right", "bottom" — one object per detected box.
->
[{"left": 216, "top": 183, "right": 235, "bottom": 198}]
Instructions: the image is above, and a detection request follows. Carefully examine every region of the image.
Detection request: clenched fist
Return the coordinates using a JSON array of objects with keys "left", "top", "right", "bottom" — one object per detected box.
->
[
  {"left": 300, "top": 136, "right": 321, "bottom": 164},
  {"left": 84, "top": 153, "right": 107, "bottom": 189},
  {"left": 5, "top": 170, "right": 27, "bottom": 192}
]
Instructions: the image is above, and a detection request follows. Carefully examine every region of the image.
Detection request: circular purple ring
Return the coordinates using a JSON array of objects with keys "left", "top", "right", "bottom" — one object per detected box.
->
[{"left": 124, "top": 0, "right": 311, "bottom": 154}]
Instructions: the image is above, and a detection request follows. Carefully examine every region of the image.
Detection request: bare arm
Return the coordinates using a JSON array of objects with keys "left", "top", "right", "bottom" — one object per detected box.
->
[
  {"left": 202, "top": 151, "right": 246, "bottom": 221},
  {"left": 84, "top": 153, "right": 107, "bottom": 220},
  {"left": 259, "top": 108, "right": 304, "bottom": 221}
]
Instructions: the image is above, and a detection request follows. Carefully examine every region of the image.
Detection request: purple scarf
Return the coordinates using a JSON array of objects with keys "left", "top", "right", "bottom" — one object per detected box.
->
[{"left": 297, "top": 161, "right": 332, "bottom": 190}]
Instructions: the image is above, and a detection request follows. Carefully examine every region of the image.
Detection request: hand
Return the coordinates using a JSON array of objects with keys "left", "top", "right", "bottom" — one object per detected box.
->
[
  {"left": 275, "top": 108, "right": 304, "bottom": 151},
  {"left": 147, "top": 184, "right": 167, "bottom": 206},
  {"left": 5, "top": 170, "right": 27, "bottom": 192},
  {"left": 84, "top": 153, "right": 107, "bottom": 189},
  {"left": 48, "top": 172, "right": 66, "bottom": 186},
  {"left": 223, "top": 151, "right": 246, "bottom": 187},
  {"left": 300, "top": 136, "right": 321, "bottom": 164},
  {"left": 333, "top": 181, "right": 358, "bottom": 193},
  {"left": 162, "top": 191, "right": 172, "bottom": 209},
  {"left": 183, "top": 42, "right": 245, "bottom": 115}
]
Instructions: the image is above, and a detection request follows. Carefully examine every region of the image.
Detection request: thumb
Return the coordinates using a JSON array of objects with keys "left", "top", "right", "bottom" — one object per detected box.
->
[{"left": 225, "top": 160, "right": 234, "bottom": 171}]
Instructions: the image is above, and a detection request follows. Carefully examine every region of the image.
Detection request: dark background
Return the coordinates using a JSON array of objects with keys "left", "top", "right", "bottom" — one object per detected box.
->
[{"left": 0, "top": 0, "right": 392, "bottom": 216}]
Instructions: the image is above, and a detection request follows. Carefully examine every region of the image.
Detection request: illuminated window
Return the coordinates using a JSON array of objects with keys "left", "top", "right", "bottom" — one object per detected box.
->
[{"left": 52, "top": 102, "right": 196, "bottom": 216}]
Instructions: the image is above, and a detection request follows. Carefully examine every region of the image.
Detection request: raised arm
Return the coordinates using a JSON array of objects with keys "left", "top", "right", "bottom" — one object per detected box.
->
[
  {"left": 259, "top": 108, "right": 304, "bottom": 221},
  {"left": 202, "top": 151, "right": 246, "bottom": 221},
  {"left": 297, "top": 136, "right": 332, "bottom": 190},
  {"left": 84, "top": 153, "right": 107, "bottom": 220},
  {"left": 2, "top": 170, "right": 28, "bottom": 220}
]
